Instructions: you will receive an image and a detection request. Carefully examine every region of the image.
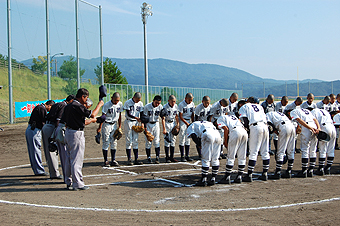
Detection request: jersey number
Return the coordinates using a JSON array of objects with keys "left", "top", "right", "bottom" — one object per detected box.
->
[{"left": 251, "top": 105, "right": 259, "bottom": 112}]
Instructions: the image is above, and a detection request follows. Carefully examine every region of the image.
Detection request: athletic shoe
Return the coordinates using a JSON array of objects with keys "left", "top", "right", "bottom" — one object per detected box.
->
[
  {"left": 110, "top": 160, "right": 119, "bottom": 167},
  {"left": 194, "top": 178, "right": 207, "bottom": 187},
  {"left": 281, "top": 170, "right": 292, "bottom": 179},
  {"left": 234, "top": 175, "right": 242, "bottom": 184},
  {"left": 103, "top": 161, "right": 110, "bottom": 167},
  {"left": 269, "top": 150, "right": 275, "bottom": 156},
  {"left": 147, "top": 158, "right": 153, "bottom": 164},
  {"left": 35, "top": 172, "right": 49, "bottom": 176},
  {"left": 324, "top": 168, "right": 331, "bottom": 175},
  {"left": 134, "top": 160, "right": 143, "bottom": 165},
  {"left": 242, "top": 174, "right": 253, "bottom": 182},
  {"left": 170, "top": 158, "right": 178, "bottom": 163},
  {"left": 73, "top": 186, "right": 89, "bottom": 191},
  {"left": 207, "top": 178, "right": 216, "bottom": 186},
  {"left": 307, "top": 170, "right": 313, "bottom": 178},
  {"left": 185, "top": 156, "right": 193, "bottom": 162},
  {"left": 180, "top": 157, "right": 187, "bottom": 162},
  {"left": 66, "top": 184, "right": 73, "bottom": 190},
  {"left": 295, "top": 148, "right": 301, "bottom": 153},
  {"left": 50, "top": 175, "right": 63, "bottom": 180},
  {"left": 269, "top": 172, "right": 281, "bottom": 180},
  {"left": 166, "top": 158, "right": 171, "bottom": 163},
  {"left": 128, "top": 159, "right": 133, "bottom": 166},
  {"left": 258, "top": 172, "right": 268, "bottom": 181},
  {"left": 218, "top": 175, "right": 231, "bottom": 184},
  {"left": 295, "top": 170, "right": 307, "bottom": 178},
  {"left": 155, "top": 157, "right": 160, "bottom": 164},
  {"left": 315, "top": 168, "right": 324, "bottom": 176},
  {"left": 220, "top": 154, "right": 227, "bottom": 159}
]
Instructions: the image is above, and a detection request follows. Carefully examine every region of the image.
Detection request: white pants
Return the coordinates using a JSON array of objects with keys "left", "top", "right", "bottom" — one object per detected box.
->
[
  {"left": 179, "top": 120, "right": 191, "bottom": 146},
  {"left": 164, "top": 121, "right": 177, "bottom": 147},
  {"left": 227, "top": 127, "right": 248, "bottom": 166},
  {"left": 248, "top": 122, "right": 270, "bottom": 161},
  {"left": 300, "top": 124, "right": 318, "bottom": 159},
  {"left": 277, "top": 123, "right": 296, "bottom": 161},
  {"left": 201, "top": 129, "right": 221, "bottom": 168},
  {"left": 55, "top": 123, "right": 71, "bottom": 186},
  {"left": 41, "top": 123, "right": 60, "bottom": 178},
  {"left": 318, "top": 124, "right": 336, "bottom": 158},
  {"left": 102, "top": 122, "right": 118, "bottom": 150},
  {"left": 124, "top": 120, "right": 139, "bottom": 149},
  {"left": 145, "top": 122, "right": 160, "bottom": 149}
]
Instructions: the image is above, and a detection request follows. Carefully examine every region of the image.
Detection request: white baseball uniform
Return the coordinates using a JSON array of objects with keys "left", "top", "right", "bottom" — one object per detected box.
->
[
  {"left": 227, "top": 99, "right": 238, "bottom": 116},
  {"left": 178, "top": 99, "right": 195, "bottom": 146},
  {"left": 328, "top": 102, "right": 338, "bottom": 112},
  {"left": 123, "top": 98, "right": 144, "bottom": 149},
  {"left": 316, "top": 101, "right": 329, "bottom": 111},
  {"left": 186, "top": 121, "right": 221, "bottom": 168},
  {"left": 301, "top": 101, "right": 317, "bottom": 109},
  {"left": 217, "top": 115, "right": 248, "bottom": 166},
  {"left": 143, "top": 102, "right": 163, "bottom": 149},
  {"left": 194, "top": 103, "right": 211, "bottom": 121},
  {"left": 209, "top": 100, "right": 229, "bottom": 150},
  {"left": 275, "top": 102, "right": 287, "bottom": 113},
  {"left": 162, "top": 102, "right": 179, "bottom": 147},
  {"left": 101, "top": 100, "right": 123, "bottom": 151},
  {"left": 284, "top": 102, "right": 301, "bottom": 113}
]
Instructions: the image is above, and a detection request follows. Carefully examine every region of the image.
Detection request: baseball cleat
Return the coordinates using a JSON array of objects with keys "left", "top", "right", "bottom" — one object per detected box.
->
[
  {"left": 281, "top": 170, "right": 292, "bottom": 179},
  {"left": 66, "top": 184, "right": 73, "bottom": 190},
  {"left": 315, "top": 168, "right": 324, "bottom": 176},
  {"left": 128, "top": 159, "right": 133, "bottom": 165},
  {"left": 207, "top": 178, "right": 216, "bottom": 186},
  {"left": 242, "top": 174, "right": 253, "bottom": 182},
  {"left": 185, "top": 156, "right": 193, "bottom": 161},
  {"left": 180, "top": 157, "right": 187, "bottom": 162},
  {"left": 110, "top": 160, "right": 119, "bottom": 167},
  {"left": 218, "top": 175, "right": 231, "bottom": 184},
  {"left": 269, "top": 172, "right": 281, "bottom": 180},
  {"left": 170, "top": 158, "right": 178, "bottom": 163},
  {"left": 307, "top": 170, "right": 314, "bottom": 177},
  {"left": 295, "top": 170, "right": 308, "bottom": 178},
  {"left": 295, "top": 148, "right": 301, "bottom": 153},
  {"left": 220, "top": 154, "right": 227, "bottom": 159},
  {"left": 103, "top": 161, "right": 110, "bottom": 167},
  {"left": 134, "top": 160, "right": 143, "bottom": 165},
  {"left": 73, "top": 186, "right": 89, "bottom": 191},
  {"left": 258, "top": 172, "right": 268, "bottom": 181},
  {"left": 155, "top": 157, "right": 160, "bottom": 164},
  {"left": 234, "top": 175, "right": 242, "bottom": 184},
  {"left": 35, "top": 172, "right": 49, "bottom": 176},
  {"left": 147, "top": 158, "right": 153, "bottom": 164},
  {"left": 194, "top": 178, "right": 207, "bottom": 187},
  {"left": 50, "top": 175, "right": 63, "bottom": 180},
  {"left": 165, "top": 158, "right": 171, "bottom": 163},
  {"left": 324, "top": 168, "right": 331, "bottom": 175}
]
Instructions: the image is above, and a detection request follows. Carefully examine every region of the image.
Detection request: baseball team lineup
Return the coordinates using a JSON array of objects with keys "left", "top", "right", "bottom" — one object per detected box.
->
[{"left": 25, "top": 86, "right": 340, "bottom": 190}]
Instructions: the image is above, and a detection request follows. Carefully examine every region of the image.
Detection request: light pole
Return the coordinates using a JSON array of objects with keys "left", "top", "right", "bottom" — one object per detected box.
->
[
  {"left": 50, "top": 52, "right": 63, "bottom": 77},
  {"left": 141, "top": 2, "right": 152, "bottom": 104}
]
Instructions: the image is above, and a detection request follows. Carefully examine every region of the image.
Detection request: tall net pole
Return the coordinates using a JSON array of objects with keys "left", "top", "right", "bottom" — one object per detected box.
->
[{"left": 7, "top": 0, "right": 13, "bottom": 123}]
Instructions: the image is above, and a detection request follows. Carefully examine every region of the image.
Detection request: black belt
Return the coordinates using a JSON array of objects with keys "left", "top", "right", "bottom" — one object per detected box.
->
[
  {"left": 67, "top": 127, "right": 84, "bottom": 131},
  {"left": 149, "top": 121, "right": 157, "bottom": 124},
  {"left": 183, "top": 118, "right": 191, "bottom": 121},
  {"left": 252, "top": 123, "right": 257, "bottom": 126},
  {"left": 281, "top": 121, "right": 286, "bottom": 125},
  {"left": 166, "top": 120, "right": 174, "bottom": 123},
  {"left": 322, "top": 123, "right": 327, "bottom": 126},
  {"left": 202, "top": 129, "right": 206, "bottom": 133},
  {"left": 105, "top": 121, "right": 116, "bottom": 125}
]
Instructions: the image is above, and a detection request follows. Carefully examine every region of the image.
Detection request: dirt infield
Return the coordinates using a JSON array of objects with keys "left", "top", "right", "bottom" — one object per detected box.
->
[{"left": 1, "top": 122, "right": 340, "bottom": 225}]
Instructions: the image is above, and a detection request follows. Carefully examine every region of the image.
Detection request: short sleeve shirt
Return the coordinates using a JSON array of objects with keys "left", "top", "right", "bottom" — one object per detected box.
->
[
  {"left": 209, "top": 100, "right": 228, "bottom": 121},
  {"left": 162, "top": 103, "right": 179, "bottom": 121},
  {"left": 178, "top": 100, "right": 195, "bottom": 120},
  {"left": 28, "top": 104, "right": 47, "bottom": 129},
  {"left": 143, "top": 102, "right": 163, "bottom": 123},
  {"left": 311, "top": 108, "right": 333, "bottom": 125},
  {"left": 63, "top": 100, "right": 92, "bottom": 130},
  {"left": 217, "top": 115, "right": 243, "bottom": 130},
  {"left": 102, "top": 100, "right": 123, "bottom": 123},
  {"left": 301, "top": 101, "right": 317, "bottom": 109},
  {"left": 123, "top": 98, "right": 144, "bottom": 120},
  {"left": 194, "top": 103, "right": 211, "bottom": 121},
  {"left": 266, "top": 111, "right": 291, "bottom": 128},
  {"left": 186, "top": 121, "right": 215, "bottom": 138},
  {"left": 238, "top": 103, "right": 267, "bottom": 125}
]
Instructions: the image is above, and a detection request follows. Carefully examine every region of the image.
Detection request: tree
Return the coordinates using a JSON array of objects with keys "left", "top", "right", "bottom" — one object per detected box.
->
[
  {"left": 160, "top": 87, "right": 178, "bottom": 102},
  {"left": 31, "top": 56, "right": 47, "bottom": 74},
  {"left": 58, "top": 56, "right": 85, "bottom": 79},
  {"left": 94, "top": 58, "right": 128, "bottom": 84}
]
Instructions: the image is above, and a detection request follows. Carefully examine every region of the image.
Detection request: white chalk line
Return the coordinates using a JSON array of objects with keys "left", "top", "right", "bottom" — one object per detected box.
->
[{"left": 1, "top": 197, "right": 339, "bottom": 213}]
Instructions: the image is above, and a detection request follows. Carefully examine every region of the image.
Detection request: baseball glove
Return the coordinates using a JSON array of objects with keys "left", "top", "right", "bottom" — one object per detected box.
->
[
  {"left": 296, "top": 125, "right": 302, "bottom": 134},
  {"left": 95, "top": 132, "right": 101, "bottom": 144},
  {"left": 113, "top": 128, "right": 123, "bottom": 140},
  {"left": 171, "top": 125, "right": 180, "bottom": 136},
  {"left": 144, "top": 131, "right": 154, "bottom": 142},
  {"left": 132, "top": 125, "right": 144, "bottom": 133}
]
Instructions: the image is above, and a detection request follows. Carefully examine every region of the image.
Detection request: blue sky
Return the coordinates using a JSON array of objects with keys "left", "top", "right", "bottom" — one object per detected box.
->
[{"left": 0, "top": 0, "right": 339, "bottom": 81}]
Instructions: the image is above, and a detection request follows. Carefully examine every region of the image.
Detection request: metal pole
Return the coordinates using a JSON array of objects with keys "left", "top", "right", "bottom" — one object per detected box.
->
[
  {"left": 55, "top": 59, "right": 57, "bottom": 77},
  {"left": 285, "top": 81, "right": 287, "bottom": 96},
  {"left": 7, "top": 0, "right": 13, "bottom": 124},
  {"left": 297, "top": 67, "right": 299, "bottom": 97},
  {"left": 308, "top": 81, "right": 310, "bottom": 93},
  {"left": 263, "top": 82, "right": 265, "bottom": 99},
  {"left": 99, "top": 5, "right": 104, "bottom": 85},
  {"left": 75, "top": 0, "right": 80, "bottom": 89},
  {"left": 143, "top": 22, "right": 149, "bottom": 104},
  {"left": 332, "top": 81, "right": 333, "bottom": 94},
  {"left": 46, "top": 0, "right": 51, "bottom": 100}
]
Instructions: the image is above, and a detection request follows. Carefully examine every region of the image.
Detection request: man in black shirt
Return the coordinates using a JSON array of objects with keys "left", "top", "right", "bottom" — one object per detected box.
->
[
  {"left": 63, "top": 88, "right": 103, "bottom": 190},
  {"left": 25, "top": 100, "right": 54, "bottom": 176},
  {"left": 42, "top": 95, "right": 75, "bottom": 179}
]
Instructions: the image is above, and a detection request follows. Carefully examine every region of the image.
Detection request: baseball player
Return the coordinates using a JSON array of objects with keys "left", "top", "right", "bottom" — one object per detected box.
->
[
  {"left": 301, "top": 93, "right": 317, "bottom": 110},
  {"left": 142, "top": 95, "right": 163, "bottom": 164},
  {"left": 54, "top": 95, "right": 75, "bottom": 186},
  {"left": 123, "top": 92, "right": 144, "bottom": 165},
  {"left": 194, "top": 96, "right": 212, "bottom": 159},
  {"left": 328, "top": 94, "right": 338, "bottom": 113},
  {"left": 161, "top": 95, "right": 181, "bottom": 162},
  {"left": 63, "top": 88, "right": 104, "bottom": 190},
  {"left": 333, "top": 113, "right": 340, "bottom": 152},
  {"left": 238, "top": 96, "right": 270, "bottom": 182},
  {"left": 316, "top": 96, "right": 330, "bottom": 110},
  {"left": 97, "top": 92, "right": 123, "bottom": 167},
  {"left": 333, "top": 94, "right": 340, "bottom": 150},
  {"left": 217, "top": 114, "right": 248, "bottom": 184},
  {"left": 208, "top": 98, "right": 229, "bottom": 159},
  {"left": 228, "top": 92, "right": 239, "bottom": 116},
  {"left": 312, "top": 108, "right": 336, "bottom": 175},
  {"left": 186, "top": 121, "right": 221, "bottom": 186},
  {"left": 266, "top": 111, "right": 296, "bottom": 179},
  {"left": 178, "top": 93, "right": 195, "bottom": 161},
  {"left": 290, "top": 108, "right": 320, "bottom": 178},
  {"left": 275, "top": 96, "right": 289, "bottom": 113},
  {"left": 25, "top": 100, "right": 54, "bottom": 176},
  {"left": 261, "top": 94, "right": 276, "bottom": 156}
]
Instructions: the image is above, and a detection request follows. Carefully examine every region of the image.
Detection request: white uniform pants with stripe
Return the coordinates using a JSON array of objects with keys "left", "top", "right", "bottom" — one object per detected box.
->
[
  {"left": 277, "top": 123, "right": 296, "bottom": 161},
  {"left": 124, "top": 120, "right": 139, "bottom": 149},
  {"left": 318, "top": 124, "right": 336, "bottom": 158},
  {"left": 179, "top": 120, "right": 191, "bottom": 146},
  {"left": 145, "top": 122, "right": 160, "bottom": 149},
  {"left": 227, "top": 127, "right": 248, "bottom": 166},
  {"left": 201, "top": 129, "right": 221, "bottom": 168},
  {"left": 164, "top": 121, "right": 177, "bottom": 147},
  {"left": 300, "top": 126, "right": 317, "bottom": 159},
  {"left": 102, "top": 122, "right": 118, "bottom": 150},
  {"left": 248, "top": 122, "right": 270, "bottom": 161}
]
